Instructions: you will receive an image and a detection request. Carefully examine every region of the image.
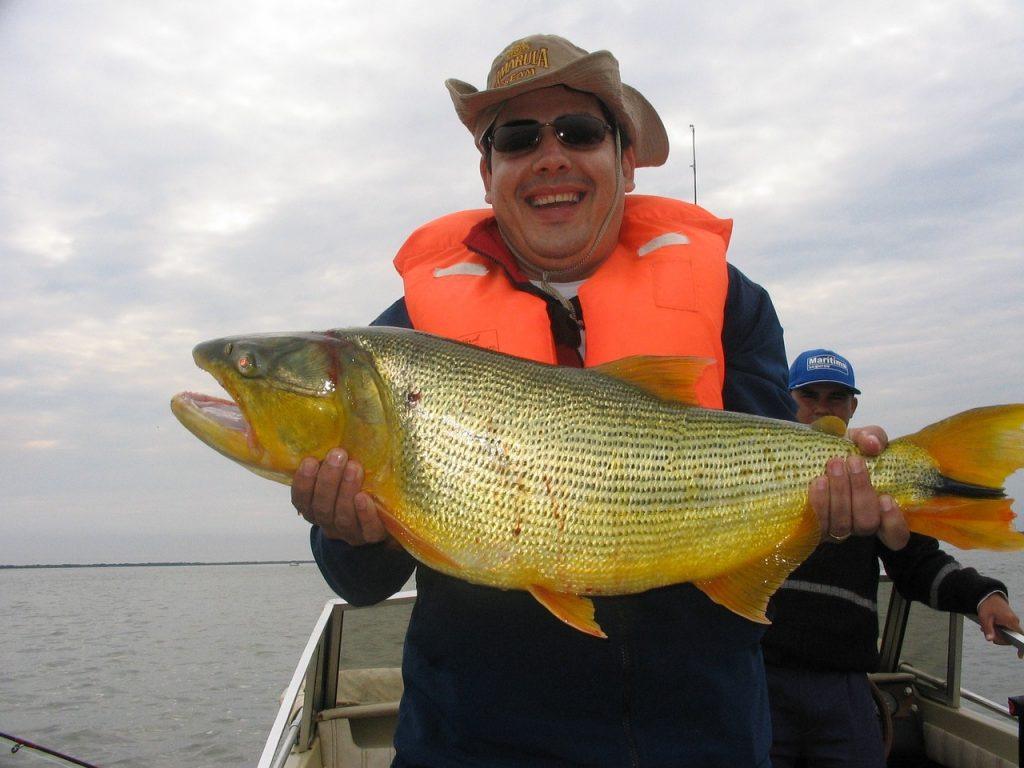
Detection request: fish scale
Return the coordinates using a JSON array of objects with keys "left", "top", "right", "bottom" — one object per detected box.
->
[
  {"left": 172, "top": 326, "right": 1024, "bottom": 636},
  {"left": 356, "top": 331, "right": 833, "bottom": 591}
]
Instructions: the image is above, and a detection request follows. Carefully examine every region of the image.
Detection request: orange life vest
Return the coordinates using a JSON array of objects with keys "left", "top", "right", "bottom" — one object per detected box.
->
[{"left": 394, "top": 195, "right": 731, "bottom": 408}]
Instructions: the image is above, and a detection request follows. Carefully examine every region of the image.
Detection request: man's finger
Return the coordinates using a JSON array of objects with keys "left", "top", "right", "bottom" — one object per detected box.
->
[
  {"left": 849, "top": 426, "right": 888, "bottom": 455},
  {"left": 355, "top": 493, "right": 389, "bottom": 543},
  {"left": 980, "top": 614, "right": 997, "bottom": 642},
  {"left": 848, "top": 456, "right": 880, "bottom": 536},
  {"left": 338, "top": 459, "right": 364, "bottom": 510},
  {"left": 292, "top": 457, "right": 320, "bottom": 519},
  {"left": 808, "top": 475, "right": 830, "bottom": 537},
  {"left": 825, "top": 457, "right": 852, "bottom": 539},
  {"left": 311, "top": 448, "right": 347, "bottom": 526},
  {"left": 876, "top": 495, "right": 909, "bottom": 551}
]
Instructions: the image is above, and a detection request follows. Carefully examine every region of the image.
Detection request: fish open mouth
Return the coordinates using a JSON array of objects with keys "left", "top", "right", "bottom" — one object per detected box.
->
[
  {"left": 170, "top": 389, "right": 261, "bottom": 463},
  {"left": 176, "top": 391, "right": 247, "bottom": 430}
]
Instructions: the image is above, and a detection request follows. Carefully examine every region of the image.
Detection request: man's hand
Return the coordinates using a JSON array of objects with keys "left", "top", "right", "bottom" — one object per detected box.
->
[
  {"left": 808, "top": 425, "right": 910, "bottom": 551},
  {"left": 291, "top": 448, "right": 390, "bottom": 545},
  {"left": 977, "top": 594, "right": 1024, "bottom": 658}
]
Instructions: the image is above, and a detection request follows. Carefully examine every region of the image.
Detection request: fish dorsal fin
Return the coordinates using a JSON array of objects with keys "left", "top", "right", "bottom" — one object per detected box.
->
[
  {"left": 594, "top": 356, "right": 715, "bottom": 406},
  {"left": 527, "top": 585, "right": 607, "bottom": 639},
  {"left": 693, "top": 503, "right": 821, "bottom": 624},
  {"left": 810, "top": 415, "right": 848, "bottom": 437}
]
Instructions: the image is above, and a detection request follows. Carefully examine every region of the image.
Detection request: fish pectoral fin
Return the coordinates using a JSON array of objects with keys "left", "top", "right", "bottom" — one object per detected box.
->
[
  {"left": 528, "top": 585, "right": 607, "bottom": 639},
  {"left": 693, "top": 505, "right": 821, "bottom": 624},
  {"left": 810, "top": 415, "right": 848, "bottom": 437},
  {"left": 375, "top": 505, "right": 463, "bottom": 573},
  {"left": 593, "top": 356, "right": 714, "bottom": 406}
]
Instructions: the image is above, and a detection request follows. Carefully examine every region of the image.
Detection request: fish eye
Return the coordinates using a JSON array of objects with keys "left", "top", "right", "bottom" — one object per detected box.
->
[{"left": 236, "top": 349, "right": 260, "bottom": 377}]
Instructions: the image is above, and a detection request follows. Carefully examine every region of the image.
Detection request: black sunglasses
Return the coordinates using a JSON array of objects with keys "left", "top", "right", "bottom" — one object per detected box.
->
[{"left": 487, "top": 114, "right": 613, "bottom": 155}]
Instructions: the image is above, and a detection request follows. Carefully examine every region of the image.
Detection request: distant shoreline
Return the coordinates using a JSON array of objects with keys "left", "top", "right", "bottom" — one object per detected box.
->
[{"left": 0, "top": 560, "right": 315, "bottom": 570}]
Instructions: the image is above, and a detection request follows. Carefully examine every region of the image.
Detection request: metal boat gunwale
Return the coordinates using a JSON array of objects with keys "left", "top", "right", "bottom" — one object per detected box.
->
[
  {"left": 259, "top": 590, "right": 416, "bottom": 768},
  {"left": 262, "top": 582, "right": 1024, "bottom": 767}
]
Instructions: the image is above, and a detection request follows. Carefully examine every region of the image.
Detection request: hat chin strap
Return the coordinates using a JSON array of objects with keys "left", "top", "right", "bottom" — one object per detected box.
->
[{"left": 500, "top": 128, "right": 624, "bottom": 316}]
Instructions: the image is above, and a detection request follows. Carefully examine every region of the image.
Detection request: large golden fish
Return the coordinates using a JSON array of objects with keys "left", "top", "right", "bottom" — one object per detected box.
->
[{"left": 171, "top": 327, "right": 1024, "bottom": 637}]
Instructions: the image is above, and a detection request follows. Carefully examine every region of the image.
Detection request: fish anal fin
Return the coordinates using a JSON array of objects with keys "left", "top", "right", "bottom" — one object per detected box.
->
[
  {"left": 694, "top": 505, "right": 821, "bottom": 624},
  {"left": 528, "top": 585, "right": 607, "bottom": 639},
  {"left": 902, "top": 497, "right": 1024, "bottom": 551},
  {"left": 810, "top": 415, "right": 848, "bottom": 437},
  {"left": 594, "top": 356, "right": 715, "bottom": 406},
  {"left": 375, "top": 505, "right": 464, "bottom": 573}
]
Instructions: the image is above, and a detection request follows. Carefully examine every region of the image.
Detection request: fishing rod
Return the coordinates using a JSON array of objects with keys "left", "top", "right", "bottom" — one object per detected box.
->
[{"left": 0, "top": 730, "right": 102, "bottom": 768}]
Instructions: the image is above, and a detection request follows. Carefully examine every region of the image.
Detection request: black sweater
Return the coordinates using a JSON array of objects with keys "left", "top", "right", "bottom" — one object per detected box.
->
[{"left": 762, "top": 533, "right": 1007, "bottom": 672}]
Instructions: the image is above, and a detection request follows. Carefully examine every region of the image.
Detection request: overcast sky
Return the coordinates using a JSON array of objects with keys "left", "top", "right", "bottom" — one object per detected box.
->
[{"left": 2, "top": 1, "right": 1022, "bottom": 566}]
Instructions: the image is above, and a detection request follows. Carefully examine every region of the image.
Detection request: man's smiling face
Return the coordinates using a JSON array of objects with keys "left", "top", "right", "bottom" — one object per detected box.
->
[{"left": 480, "top": 86, "right": 636, "bottom": 279}]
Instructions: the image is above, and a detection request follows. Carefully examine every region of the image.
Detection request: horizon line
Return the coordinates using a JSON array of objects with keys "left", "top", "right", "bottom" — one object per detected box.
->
[{"left": 0, "top": 560, "right": 316, "bottom": 570}]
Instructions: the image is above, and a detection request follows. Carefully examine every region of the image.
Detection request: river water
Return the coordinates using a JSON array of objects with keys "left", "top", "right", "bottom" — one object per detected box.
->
[
  {"left": 1, "top": 554, "right": 1021, "bottom": 768},
  {"left": 1, "top": 564, "right": 351, "bottom": 767}
]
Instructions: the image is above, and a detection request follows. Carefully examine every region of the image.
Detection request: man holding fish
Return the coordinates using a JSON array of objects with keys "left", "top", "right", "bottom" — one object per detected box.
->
[{"left": 289, "top": 35, "right": 911, "bottom": 767}]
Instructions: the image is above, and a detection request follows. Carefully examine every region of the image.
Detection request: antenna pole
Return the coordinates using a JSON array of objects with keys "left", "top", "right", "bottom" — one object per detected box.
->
[{"left": 689, "top": 124, "right": 697, "bottom": 205}]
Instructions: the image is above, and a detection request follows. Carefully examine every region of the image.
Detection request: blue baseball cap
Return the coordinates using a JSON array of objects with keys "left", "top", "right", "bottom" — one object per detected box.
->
[{"left": 788, "top": 349, "right": 860, "bottom": 394}]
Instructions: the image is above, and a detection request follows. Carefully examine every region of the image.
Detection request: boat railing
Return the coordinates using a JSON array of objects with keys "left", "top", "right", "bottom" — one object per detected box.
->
[
  {"left": 878, "top": 577, "right": 1024, "bottom": 718},
  {"left": 257, "top": 590, "right": 417, "bottom": 768},
  {"left": 260, "top": 582, "right": 1024, "bottom": 767}
]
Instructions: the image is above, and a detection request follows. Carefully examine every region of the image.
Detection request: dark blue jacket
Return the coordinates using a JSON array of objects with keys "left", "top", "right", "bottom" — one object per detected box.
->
[{"left": 312, "top": 264, "right": 794, "bottom": 767}]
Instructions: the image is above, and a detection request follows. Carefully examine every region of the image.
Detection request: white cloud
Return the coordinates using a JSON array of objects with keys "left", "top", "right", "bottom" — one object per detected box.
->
[{"left": 1, "top": 1, "right": 1022, "bottom": 563}]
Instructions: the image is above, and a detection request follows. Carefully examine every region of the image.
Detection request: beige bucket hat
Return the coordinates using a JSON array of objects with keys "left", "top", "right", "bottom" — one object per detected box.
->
[{"left": 445, "top": 34, "right": 669, "bottom": 168}]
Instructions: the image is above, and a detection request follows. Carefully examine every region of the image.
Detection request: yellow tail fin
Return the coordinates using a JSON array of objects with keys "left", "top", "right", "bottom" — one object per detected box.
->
[
  {"left": 902, "top": 498, "right": 1023, "bottom": 550},
  {"left": 900, "top": 404, "right": 1024, "bottom": 550},
  {"left": 903, "top": 404, "right": 1024, "bottom": 487}
]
